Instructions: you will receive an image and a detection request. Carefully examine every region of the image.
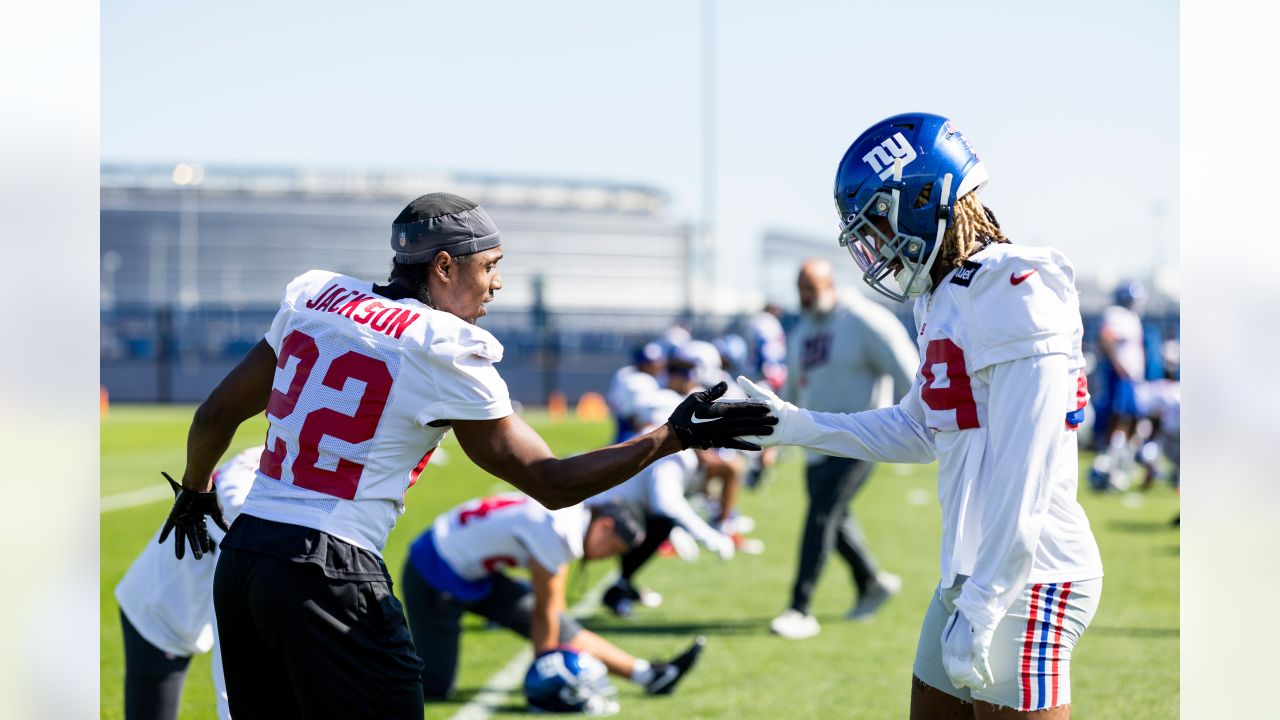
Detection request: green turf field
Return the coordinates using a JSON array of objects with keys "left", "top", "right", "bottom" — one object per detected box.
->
[{"left": 101, "top": 405, "right": 1179, "bottom": 719}]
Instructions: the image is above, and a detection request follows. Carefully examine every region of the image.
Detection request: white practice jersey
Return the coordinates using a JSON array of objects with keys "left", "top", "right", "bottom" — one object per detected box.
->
[
  {"left": 590, "top": 449, "right": 728, "bottom": 550},
  {"left": 1135, "top": 379, "right": 1180, "bottom": 433},
  {"left": 606, "top": 366, "right": 660, "bottom": 420},
  {"left": 432, "top": 493, "right": 588, "bottom": 579},
  {"left": 115, "top": 446, "right": 259, "bottom": 656},
  {"left": 745, "top": 310, "right": 787, "bottom": 382},
  {"left": 240, "top": 270, "right": 514, "bottom": 554},
  {"left": 1101, "top": 304, "right": 1145, "bottom": 379},
  {"left": 784, "top": 245, "right": 1103, "bottom": 632}
]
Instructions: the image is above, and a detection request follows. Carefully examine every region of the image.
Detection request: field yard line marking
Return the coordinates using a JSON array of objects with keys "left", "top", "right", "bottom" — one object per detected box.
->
[
  {"left": 101, "top": 484, "right": 173, "bottom": 513},
  {"left": 449, "top": 570, "right": 619, "bottom": 720}
]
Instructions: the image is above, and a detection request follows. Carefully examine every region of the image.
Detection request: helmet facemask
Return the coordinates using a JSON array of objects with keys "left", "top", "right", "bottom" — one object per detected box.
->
[{"left": 838, "top": 159, "right": 954, "bottom": 303}]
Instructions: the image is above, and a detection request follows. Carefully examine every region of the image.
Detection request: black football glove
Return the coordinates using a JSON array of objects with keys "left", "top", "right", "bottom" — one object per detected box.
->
[
  {"left": 667, "top": 381, "right": 778, "bottom": 451},
  {"left": 158, "top": 471, "right": 229, "bottom": 560}
]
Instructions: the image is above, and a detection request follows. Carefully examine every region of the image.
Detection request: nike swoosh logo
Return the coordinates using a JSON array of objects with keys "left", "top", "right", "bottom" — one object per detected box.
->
[
  {"left": 690, "top": 415, "right": 719, "bottom": 424},
  {"left": 1010, "top": 269, "right": 1037, "bottom": 285}
]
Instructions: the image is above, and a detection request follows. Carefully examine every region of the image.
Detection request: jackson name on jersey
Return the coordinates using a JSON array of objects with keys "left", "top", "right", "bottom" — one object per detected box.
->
[{"left": 240, "top": 269, "right": 513, "bottom": 555}]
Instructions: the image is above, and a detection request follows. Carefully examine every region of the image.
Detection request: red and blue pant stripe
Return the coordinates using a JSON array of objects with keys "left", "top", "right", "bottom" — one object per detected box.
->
[{"left": 1020, "top": 582, "right": 1073, "bottom": 710}]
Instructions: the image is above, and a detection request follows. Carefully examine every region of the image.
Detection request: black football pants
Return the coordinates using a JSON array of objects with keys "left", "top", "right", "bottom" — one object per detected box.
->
[
  {"left": 213, "top": 517, "right": 424, "bottom": 719},
  {"left": 789, "top": 456, "right": 880, "bottom": 614}
]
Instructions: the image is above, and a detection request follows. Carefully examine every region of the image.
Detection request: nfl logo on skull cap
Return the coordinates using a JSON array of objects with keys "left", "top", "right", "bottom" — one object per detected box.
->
[{"left": 398, "top": 231, "right": 407, "bottom": 248}]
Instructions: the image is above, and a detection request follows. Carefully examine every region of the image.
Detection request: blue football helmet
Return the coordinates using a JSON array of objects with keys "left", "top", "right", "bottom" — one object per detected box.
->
[
  {"left": 1114, "top": 280, "right": 1146, "bottom": 309},
  {"left": 834, "top": 113, "right": 989, "bottom": 302},
  {"left": 524, "top": 648, "right": 619, "bottom": 716}
]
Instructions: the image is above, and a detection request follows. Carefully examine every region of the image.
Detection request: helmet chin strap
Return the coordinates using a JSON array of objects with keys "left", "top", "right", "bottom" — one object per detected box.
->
[{"left": 897, "top": 172, "right": 953, "bottom": 298}]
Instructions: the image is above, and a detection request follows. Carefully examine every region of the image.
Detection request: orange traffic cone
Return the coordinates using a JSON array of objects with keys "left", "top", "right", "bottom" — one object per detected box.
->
[
  {"left": 575, "top": 392, "right": 608, "bottom": 422},
  {"left": 547, "top": 391, "right": 567, "bottom": 421}
]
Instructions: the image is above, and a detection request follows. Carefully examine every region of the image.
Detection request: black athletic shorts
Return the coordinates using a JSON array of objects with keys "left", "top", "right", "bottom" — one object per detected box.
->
[{"left": 213, "top": 514, "right": 424, "bottom": 719}]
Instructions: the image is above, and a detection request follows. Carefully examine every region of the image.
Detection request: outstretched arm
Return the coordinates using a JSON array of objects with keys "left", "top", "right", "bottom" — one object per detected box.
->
[
  {"left": 737, "top": 376, "right": 935, "bottom": 464},
  {"left": 452, "top": 413, "right": 682, "bottom": 510},
  {"left": 450, "top": 382, "right": 775, "bottom": 510}
]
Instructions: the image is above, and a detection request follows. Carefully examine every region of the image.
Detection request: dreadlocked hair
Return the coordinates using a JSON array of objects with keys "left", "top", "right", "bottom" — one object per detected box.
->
[{"left": 935, "top": 192, "right": 1010, "bottom": 272}]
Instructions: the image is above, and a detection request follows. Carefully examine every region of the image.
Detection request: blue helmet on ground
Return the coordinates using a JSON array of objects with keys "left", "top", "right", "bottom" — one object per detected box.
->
[
  {"left": 834, "top": 113, "right": 988, "bottom": 302},
  {"left": 523, "top": 648, "right": 619, "bottom": 715}
]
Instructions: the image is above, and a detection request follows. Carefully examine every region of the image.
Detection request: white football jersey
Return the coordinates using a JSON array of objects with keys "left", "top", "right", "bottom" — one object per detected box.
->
[
  {"left": 745, "top": 310, "right": 787, "bottom": 380},
  {"left": 1100, "top": 304, "right": 1145, "bottom": 379},
  {"left": 606, "top": 366, "right": 660, "bottom": 420},
  {"left": 431, "top": 493, "right": 588, "bottom": 580},
  {"left": 115, "top": 446, "right": 259, "bottom": 656},
  {"left": 239, "top": 270, "right": 513, "bottom": 554},
  {"left": 784, "top": 244, "right": 1102, "bottom": 632},
  {"left": 590, "top": 449, "right": 728, "bottom": 550},
  {"left": 1135, "top": 379, "right": 1180, "bottom": 432}
]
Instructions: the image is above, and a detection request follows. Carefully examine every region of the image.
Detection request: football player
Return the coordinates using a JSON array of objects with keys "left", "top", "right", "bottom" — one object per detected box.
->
[
  {"left": 401, "top": 493, "right": 704, "bottom": 700},
  {"left": 744, "top": 303, "right": 788, "bottom": 394},
  {"left": 740, "top": 304, "right": 788, "bottom": 490},
  {"left": 115, "top": 446, "right": 259, "bottom": 720},
  {"left": 768, "top": 258, "right": 917, "bottom": 641},
  {"left": 157, "top": 192, "right": 774, "bottom": 717},
  {"left": 736, "top": 113, "right": 1103, "bottom": 718},
  {"left": 593, "top": 389, "right": 740, "bottom": 618},
  {"left": 604, "top": 342, "right": 666, "bottom": 443},
  {"left": 1088, "top": 281, "right": 1148, "bottom": 490}
]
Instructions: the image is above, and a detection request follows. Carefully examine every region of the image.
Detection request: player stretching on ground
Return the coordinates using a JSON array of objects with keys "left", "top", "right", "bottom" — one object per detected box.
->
[
  {"left": 737, "top": 114, "right": 1102, "bottom": 719},
  {"left": 401, "top": 493, "right": 703, "bottom": 701},
  {"left": 594, "top": 389, "right": 740, "bottom": 618},
  {"left": 157, "top": 193, "right": 774, "bottom": 718}
]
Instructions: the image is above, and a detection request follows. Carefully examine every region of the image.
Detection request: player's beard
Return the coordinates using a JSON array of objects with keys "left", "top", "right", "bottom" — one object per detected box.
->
[{"left": 804, "top": 292, "right": 837, "bottom": 319}]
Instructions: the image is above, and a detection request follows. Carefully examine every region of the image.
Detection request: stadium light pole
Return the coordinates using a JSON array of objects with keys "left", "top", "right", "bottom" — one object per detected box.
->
[
  {"left": 173, "top": 163, "right": 204, "bottom": 310},
  {"left": 699, "top": 0, "right": 718, "bottom": 322}
]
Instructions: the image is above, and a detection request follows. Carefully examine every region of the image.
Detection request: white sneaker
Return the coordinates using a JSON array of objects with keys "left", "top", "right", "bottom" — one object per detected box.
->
[
  {"left": 847, "top": 572, "right": 901, "bottom": 622},
  {"left": 667, "top": 526, "right": 700, "bottom": 562},
  {"left": 637, "top": 587, "right": 664, "bottom": 608},
  {"left": 770, "top": 609, "right": 820, "bottom": 640},
  {"left": 722, "top": 514, "right": 756, "bottom": 535}
]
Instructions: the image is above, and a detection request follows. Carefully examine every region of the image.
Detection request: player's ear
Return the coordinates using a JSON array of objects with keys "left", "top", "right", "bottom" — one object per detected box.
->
[{"left": 430, "top": 250, "right": 452, "bottom": 282}]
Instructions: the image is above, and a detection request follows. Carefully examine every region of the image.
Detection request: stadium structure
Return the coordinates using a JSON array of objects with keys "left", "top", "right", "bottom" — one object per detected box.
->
[
  {"left": 101, "top": 163, "right": 698, "bottom": 403},
  {"left": 101, "top": 163, "right": 1179, "bottom": 406}
]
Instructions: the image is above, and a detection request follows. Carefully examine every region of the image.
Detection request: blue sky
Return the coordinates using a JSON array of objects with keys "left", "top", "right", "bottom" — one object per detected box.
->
[{"left": 102, "top": 0, "right": 1178, "bottom": 306}]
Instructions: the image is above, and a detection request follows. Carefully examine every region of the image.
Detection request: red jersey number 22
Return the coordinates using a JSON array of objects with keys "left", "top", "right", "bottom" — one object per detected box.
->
[
  {"left": 259, "top": 329, "right": 393, "bottom": 499},
  {"left": 919, "top": 338, "right": 980, "bottom": 430}
]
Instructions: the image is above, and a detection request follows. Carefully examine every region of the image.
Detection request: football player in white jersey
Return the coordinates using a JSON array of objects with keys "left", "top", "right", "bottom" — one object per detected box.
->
[
  {"left": 736, "top": 114, "right": 1102, "bottom": 719},
  {"left": 769, "top": 258, "right": 918, "bottom": 641},
  {"left": 594, "top": 388, "right": 740, "bottom": 618},
  {"left": 1088, "top": 281, "right": 1147, "bottom": 490},
  {"left": 156, "top": 193, "right": 775, "bottom": 718},
  {"left": 400, "top": 494, "right": 704, "bottom": 700},
  {"left": 116, "top": 446, "right": 259, "bottom": 720},
  {"left": 605, "top": 342, "right": 666, "bottom": 443}
]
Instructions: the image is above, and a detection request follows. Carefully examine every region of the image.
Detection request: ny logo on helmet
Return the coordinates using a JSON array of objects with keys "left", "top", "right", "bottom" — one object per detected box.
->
[{"left": 861, "top": 132, "right": 917, "bottom": 181}]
